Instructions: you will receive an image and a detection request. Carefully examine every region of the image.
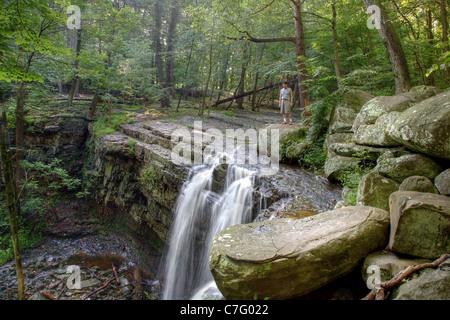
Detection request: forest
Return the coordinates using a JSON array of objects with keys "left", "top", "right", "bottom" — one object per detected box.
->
[{"left": 0, "top": 0, "right": 449, "bottom": 302}]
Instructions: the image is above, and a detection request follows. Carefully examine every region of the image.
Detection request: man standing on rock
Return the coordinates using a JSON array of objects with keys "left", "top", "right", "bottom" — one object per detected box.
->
[{"left": 279, "top": 81, "right": 294, "bottom": 125}]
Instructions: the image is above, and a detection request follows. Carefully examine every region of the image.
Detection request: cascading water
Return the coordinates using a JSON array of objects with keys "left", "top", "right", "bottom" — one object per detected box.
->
[{"left": 162, "top": 152, "right": 256, "bottom": 300}]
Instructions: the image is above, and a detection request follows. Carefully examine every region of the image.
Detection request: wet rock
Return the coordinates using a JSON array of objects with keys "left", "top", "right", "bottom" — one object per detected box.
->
[
  {"left": 210, "top": 206, "right": 389, "bottom": 300},
  {"left": 375, "top": 153, "right": 442, "bottom": 183},
  {"left": 357, "top": 173, "right": 399, "bottom": 212},
  {"left": 388, "top": 191, "right": 450, "bottom": 259},
  {"left": 386, "top": 90, "right": 450, "bottom": 160},
  {"left": 435, "top": 169, "right": 450, "bottom": 196},
  {"left": 399, "top": 176, "right": 438, "bottom": 194}
]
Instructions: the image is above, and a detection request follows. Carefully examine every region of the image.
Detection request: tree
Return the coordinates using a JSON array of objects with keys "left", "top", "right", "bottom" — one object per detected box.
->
[{"left": 363, "top": 0, "right": 411, "bottom": 93}]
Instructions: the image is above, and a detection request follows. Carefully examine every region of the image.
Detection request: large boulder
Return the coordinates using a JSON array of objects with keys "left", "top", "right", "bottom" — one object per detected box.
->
[
  {"left": 390, "top": 258, "right": 450, "bottom": 300},
  {"left": 353, "top": 112, "right": 401, "bottom": 147},
  {"left": 362, "top": 250, "right": 431, "bottom": 284},
  {"left": 329, "top": 107, "right": 358, "bottom": 134},
  {"left": 328, "top": 90, "right": 374, "bottom": 134},
  {"left": 435, "top": 169, "right": 450, "bottom": 196},
  {"left": 375, "top": 153, "right": 443, "bottom": 183},
  {"left": 342, "top": 89, "right": 375, "bottom": 112},
  {"left": 388, "top": 191, "right": 450, "bottom": 259},
  {"left": 409, "top": 85, "right": 443, "bottom": 98},
  {"left": 386, "top": 90, "right": 450, "bottom": 160},
  {"left": 324, "top": 156, "right": 361, "bottom": 182},
  {"left": 325, "top": 133, "right": 353, "bottom": 158},
  {"left": 210, "top": 206, "right": 390, "bottom": 300},
  {"left": 357, "top": 173, "right": 399, "bottom": 212},
  {"left": 399, "top": 176, "right": 438, "bottom": 194},
  {"left": 352, "top": 95, "right": 418, "bottom": 132}
]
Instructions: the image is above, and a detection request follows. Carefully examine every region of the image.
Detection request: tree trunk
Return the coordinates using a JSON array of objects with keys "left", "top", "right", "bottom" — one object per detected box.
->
[
  {"left": 292, "top": 0, "right": 310, "bottom": 108},
  {"left": 166, "top": 0, "right": 179, "bottom": 99},
  {"left": 236, "top": 46, "right": 248, "bottom": 109},
  {"left": 331, "top": 1, "right": 341, "bottom": 86},
  {"left": 363, "top": 0, "right": 411, "bottom": 93},
  {"left": 251, "top": 72, "right": 259, "bottom": 112},
  {"left": 426, "top": 9, "right": 435, "bottom": 86},
  {"left": 15, "top": 81, "right": 26, "bottom": 182},
  {"left": 200, "top": 39, "right": 213, "bottom": 116},
  {"left": 68, "top": 29, "right": 82, "bottom": 107},
  {"left": 0, "top": 108, "right": 25, "bottom": 300},
  {"left": 176, "top": 39, "right": 195, "bottom": 112},
  {"left": 440, "top": 0, "right": 449, "bottom": 82},
  {"left": 154, "top": 0, "right": 170, "bottom": 108}
]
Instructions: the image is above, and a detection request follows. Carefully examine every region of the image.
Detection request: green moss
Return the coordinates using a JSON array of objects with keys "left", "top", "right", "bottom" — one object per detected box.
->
[
  {"left": 93, "top": 112, "right": 130, "bottom": 137},
  {"left": 128, "top": 138, "right": 136, "bottom": 155}
]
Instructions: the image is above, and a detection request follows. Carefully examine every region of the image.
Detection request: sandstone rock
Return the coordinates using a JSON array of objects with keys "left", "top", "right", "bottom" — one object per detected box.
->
[
  {"left": 362, "top": 250, "right": 431, "bottom": 284},
  {"left": 210, "top": 206, "right": 390, "bottom": 300},
  {"left": 435, "top": 169, "right": 450, "bottom": 196},
  {"left": 324, "top": 155, "right": 361, "bottom": 182},
  {"left": 352, "top": 95, "right": 417, "bottom": 132},
  {"left": 357, "top": 173, "right": 399, "bottom": 211},
  {"left": 399, "top": 176, "right": 438, "bottom": 194},
  {"left": 388, "top": 191, "right": 450, "bottom": 259},
  {"left": 390, "top": 258, "right": 450, "bottom": 300},
  {"left": 375, "top": 153, "right": 442, "bottom": 183},
  {"left": 386, "top": 90, "right": 450, "bottom": 160}
]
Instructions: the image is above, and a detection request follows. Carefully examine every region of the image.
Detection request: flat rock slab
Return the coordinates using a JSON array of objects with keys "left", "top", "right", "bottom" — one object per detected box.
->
[
  {"left": 210, "top": 206, "right": 390, "bottom": 300},
  {"left": 389, "top": 191, "right": 450, "bottom": 259}
]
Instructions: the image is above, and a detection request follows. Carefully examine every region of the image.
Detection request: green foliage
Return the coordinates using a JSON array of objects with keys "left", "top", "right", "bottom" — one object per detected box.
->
[
  {"left": 93, "top": 112, "right": 130, "bottom": 137},
  {"left": 141, "top": 165, "right": 162, "bottom": 189},
  {"left": 128, "top": 138, "right": 136, "bottom": 155},
  {"left": 222, "top": 110, "right": 236, "bottom": 117}
]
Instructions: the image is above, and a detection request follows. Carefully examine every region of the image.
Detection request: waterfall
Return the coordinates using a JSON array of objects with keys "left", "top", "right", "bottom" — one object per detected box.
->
[{"left": 162, "top": 153, "right": 256, "bottom": 300}]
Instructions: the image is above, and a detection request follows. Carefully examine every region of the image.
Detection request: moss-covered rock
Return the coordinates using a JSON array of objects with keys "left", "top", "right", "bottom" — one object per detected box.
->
[
  {"left": 210, "top": 206, "right": 389, "bottom": 300},
  {"left": 386, "top": 90, "right": 450, "bottom": 160},
  {"left": 324, "top": 155, "right": 361, "bottom": 182},
  {"left": 435, "top": 169, "right": 450, "bottom": 196},
  {"left": 357, "top": 172, "right": 399, "bottom": 211},
  {"left": 399, "top": 176, "right": 438, "bottom": 194},
  {"left": 375, "top": 153, "right": 442, "bottom": 183},
  {"left": 388, "top": 191, "right": 450, "bottom": 259}
]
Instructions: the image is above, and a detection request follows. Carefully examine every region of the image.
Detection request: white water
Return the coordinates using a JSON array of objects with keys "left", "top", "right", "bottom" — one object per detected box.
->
[{"left": 162, "top": 153, "right": 256, "bottom": 300}]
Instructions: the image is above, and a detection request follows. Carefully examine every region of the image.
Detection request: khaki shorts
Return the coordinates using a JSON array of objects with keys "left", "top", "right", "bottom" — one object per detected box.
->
[{"left": 280, "top": 100, "right": 291, "bottom": 114}]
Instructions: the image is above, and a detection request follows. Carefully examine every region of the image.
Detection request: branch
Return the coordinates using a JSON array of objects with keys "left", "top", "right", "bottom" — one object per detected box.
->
[
  {"left": 251, "top": 0, "right": 276, "bottom": 16},
  {"left": 362, "top": 253, "right": 450, "bottom": 300},
  {"left": 224, "top": 20, "right": 296, "bottom": 43}
]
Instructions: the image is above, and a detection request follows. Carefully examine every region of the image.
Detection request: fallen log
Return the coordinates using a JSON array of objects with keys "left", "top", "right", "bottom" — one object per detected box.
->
[{"left": 207, "top": 82, "right": 283, "bottom": 108}]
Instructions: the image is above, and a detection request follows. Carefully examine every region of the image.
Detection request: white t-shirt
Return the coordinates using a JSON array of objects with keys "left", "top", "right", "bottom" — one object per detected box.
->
[{"left": 281, "top": 88, "right": 292, "bottom": 100}]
